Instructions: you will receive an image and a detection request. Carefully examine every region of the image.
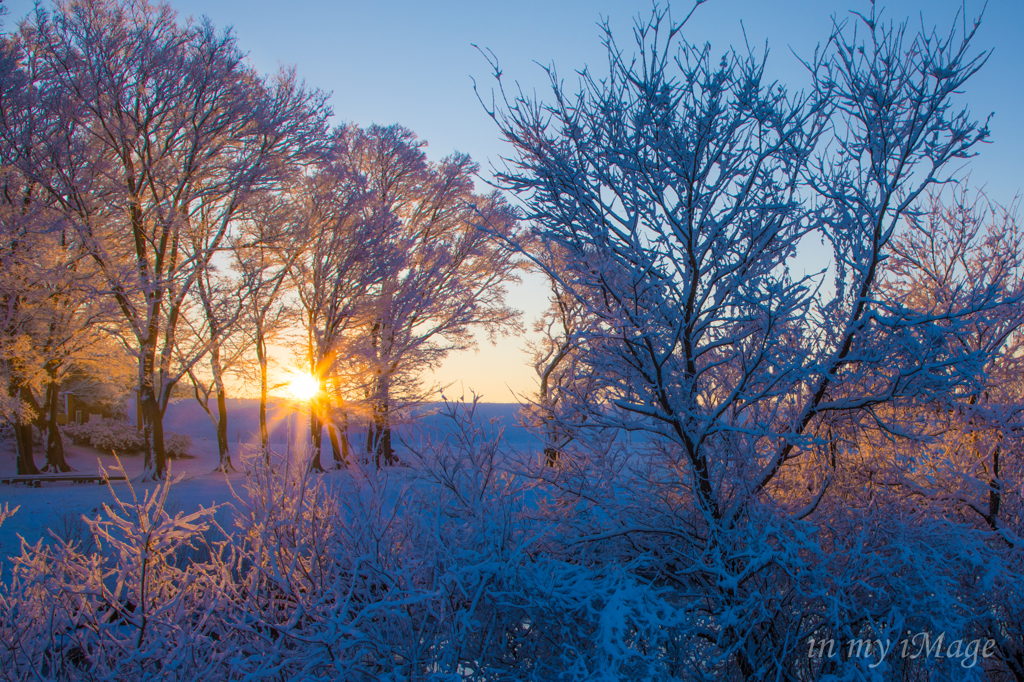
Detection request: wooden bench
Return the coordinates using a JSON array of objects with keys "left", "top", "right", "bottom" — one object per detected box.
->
[{"left": 0, "top": 474, "right": 127, "bottom": 488}]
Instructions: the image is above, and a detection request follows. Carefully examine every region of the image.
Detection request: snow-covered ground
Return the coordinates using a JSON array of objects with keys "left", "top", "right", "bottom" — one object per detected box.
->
[{"left": 0, "top": 399, "right": 538, "bottom": 573}]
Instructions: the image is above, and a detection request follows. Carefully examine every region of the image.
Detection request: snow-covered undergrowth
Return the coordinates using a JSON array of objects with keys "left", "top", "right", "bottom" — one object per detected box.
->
[
  {"left": 62, "top": 421, "right": 193, "bottom": 459},
  {"left": 0, "top": 401, "right": 1021, "bottom": 681}
]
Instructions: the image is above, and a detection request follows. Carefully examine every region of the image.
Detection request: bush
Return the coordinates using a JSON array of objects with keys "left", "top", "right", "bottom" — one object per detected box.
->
[
  {"left": 62, "top": 420, "right": 143, "bottom": 453},
  {"left": 2, "top": 401, "right": 1023, "bottom": 681},
  {"left": 165, "top": 433, "right": 192, "bottom": 459},
  {"left": 61, "top": 420, "right": 191, "bottom": 457}
]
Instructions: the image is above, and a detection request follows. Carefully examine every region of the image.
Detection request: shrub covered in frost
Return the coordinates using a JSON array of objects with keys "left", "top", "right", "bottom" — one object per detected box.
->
[
  {"left": 164, "top": 433, "right": 192, "bottom": 459},
  {"left": 62, "top": 421, "right": 192, "bottom": 458},
  {"left": 62, "top": 420, "right": 144, "bottom": 453},
  {"left": 2, "top": 399, "right": 1024, "bottom": 680}
]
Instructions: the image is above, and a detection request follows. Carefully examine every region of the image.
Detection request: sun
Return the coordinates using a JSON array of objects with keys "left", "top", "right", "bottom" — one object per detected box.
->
[{"left": 287, "top": 373, "right": 319, "bottom": 401}]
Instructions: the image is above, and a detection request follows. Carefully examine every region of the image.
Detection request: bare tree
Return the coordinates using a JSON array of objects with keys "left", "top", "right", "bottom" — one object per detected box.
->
[
  {"left": 8, "top": 0, "right": 329, "bottom": 479},
  {"left": 523, "top": 251, "right": 593, "bottom": 466},
  {"left": 231, "top": 191, "right": 301, "bottom": 458},
  {"left": 0, "top": 27, "right": 46, "bottom": 474},
  {"left": 0, "top": 143, "right": 115, "bottom": 473},
  {"left": 288, "top": 132, "right": 390, "bottom": 472},
  {"left": 485, "top": 4, "right": 1018, "bottom": 675},
  {"left": 182, "top": 236, "right": 248, "bottom": 473},
  {"left": 0, "top": 182, "right": 44, "bottom": 475},
  {"left": 489, "top": 1, "right": 1004, "bottom": 518},
  {"left": 347, "top": 124, "right": 522, "bottom": 466}
]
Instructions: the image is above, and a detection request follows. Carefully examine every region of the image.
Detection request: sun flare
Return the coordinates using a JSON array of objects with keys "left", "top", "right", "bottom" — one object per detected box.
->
[{"left": 287, "top": 373, "right": 319, "bottom": 401}]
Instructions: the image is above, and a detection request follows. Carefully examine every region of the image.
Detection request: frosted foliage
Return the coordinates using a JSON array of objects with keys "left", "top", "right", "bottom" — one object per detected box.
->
[
  {"left": 0, "top": 399, "right": 1021, "bottom": 680},
  {"left": 0, "top": 475, "right": 226, "bottom": 680},
  {"left": 0, "top": 403, "right": 525, "bottom": 679},
  {"left": 2, "top": 1, "right": 1024, "bottom": 681},
  {"left": 474, "top": 2, "right": 1024, "bottom": 680},
  {"left": 0, "top": 505, "right": 16, "bottom": 529}
]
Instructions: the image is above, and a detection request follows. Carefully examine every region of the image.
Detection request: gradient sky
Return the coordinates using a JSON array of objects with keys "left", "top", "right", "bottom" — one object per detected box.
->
[{"left": 4, "top": 0, "right": 1022, "bottom": 402}]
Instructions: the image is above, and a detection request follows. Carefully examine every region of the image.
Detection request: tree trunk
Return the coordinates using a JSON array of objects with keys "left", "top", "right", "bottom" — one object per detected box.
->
[
  {"left": 365, "top": 419, "right": 375, "bottom": 465},
  {"left": 140, "top": 383, "right": 166, "bottom": 479},
  {"left": 364, "top": 331, "right": 395, "bottom": 467},
  {"left": 214, "top": 386, "right": 233, "bottom": 472},
  {"left": 257, "top": 329, "right": 270, "bottom": 462},
  {"left": 367, "top": 315, "right": 396, "bottom": 467},
  {"left": 14, "top": 384, "right": 40, "bottom": 475},
  {"left": 14, "top": 422, "right": 38, "bottom": 475},
  {"left": 327, "top": 421, "right": 344, "bottom": 468},
  {"left": 337, "top": 411, "right": 351, "bottom": 465},
  {"left": 211, "top": 345, "right": 233, "bottom": 472},
  {"left": 308, "top": 399, "right": 324, "bottom": 472},
  {"left": 369, "top": 398, "right": 394, "bottom": 467},
  {"left": 325, "top": 377, "right": 347, "bottom": 468},
  {"left": 43, "top": 377, "right": 72, "bottom": 472}
]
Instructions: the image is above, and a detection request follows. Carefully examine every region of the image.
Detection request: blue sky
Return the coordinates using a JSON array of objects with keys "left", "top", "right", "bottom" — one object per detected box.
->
[{"left": 4, "top": 0, "right": 1022, "bottom": 401}]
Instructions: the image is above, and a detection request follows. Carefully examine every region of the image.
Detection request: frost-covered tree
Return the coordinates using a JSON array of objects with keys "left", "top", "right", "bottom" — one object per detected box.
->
[
  {"left": 0, "top": 22, "right": 47, "bottom": 474},
  {"left": 0, "top": 135, "right": 117, "bottom": 474},
  {"left": 0, "top": 182, "right": 47, "bottom": 475},
  {"left": 287, "top": 130, "right": 392, "bottom": 472},
  {"left": 182, "top": 242, "right": 249, "bottom": 473},
  {"left": 485, "top": 3, "right": 1024, "bottom": 677},
  {"left": 490, "top": 0, "right": 1006, "bottom": 525},
  {"left": 521, "top": 246, "right": 597, "bottom": 465},
  {"left": 347, "top": 124, "right": 522, "bottom": 466},
  {"left": 231, "top": 191, "right": 302, "bottom": 456},
  {"left": 4, "top": 0, "right": 329, "bottom": 479}
]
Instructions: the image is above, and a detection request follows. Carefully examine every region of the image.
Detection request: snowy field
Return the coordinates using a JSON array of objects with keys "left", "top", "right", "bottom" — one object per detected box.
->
[{"left": 0, "top": 399, "right": 538, "bottom": 572}]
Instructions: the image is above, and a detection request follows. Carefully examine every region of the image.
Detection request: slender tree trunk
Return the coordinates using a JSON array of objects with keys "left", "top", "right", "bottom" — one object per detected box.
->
[
  {"left": 539, "top": 344, "right": 567, "bottom": 466},
  {"left": 337, "top": 410, "right": 351, "bottom": 465},
  {"left": 381, "top": 415, "right": 394, "bottom": 466},
  {"left": 325, "top": 377, "right": 347, "bottom": 468},
  {"left": 365, "top": 418, "right": 375, "bottom": 463},
  {"left": 210, "top": 345, "right": 233, "bottom": 472},
  {"left": 342, "top": 413, "right": 351, "bottom": 463},
  {"left": 367, "top": 324, "right": 395, "bottom": 467},
  {"left": 138, "top": 332, "right": 168, "bottom": 479},
  {"left": 214, "top": 386, "right": 232, "bottom": 471},
  {"left": 43, "top": 375, "right": 72, "bottom": 472},
  {"left": 304, "top": 329, "right": 325, "bottom": 472},
  {"left": 380, "top": 371, "right": 395, "bottom": 466},
  {"left": 308, "top": 398, "right": 324, "bottom": 472},
  {"left": 327, "top": 422, "right": 344, "bottom": 468},
  {"left": 257, "top": 329, "right": 270, "bottom": 461}
]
